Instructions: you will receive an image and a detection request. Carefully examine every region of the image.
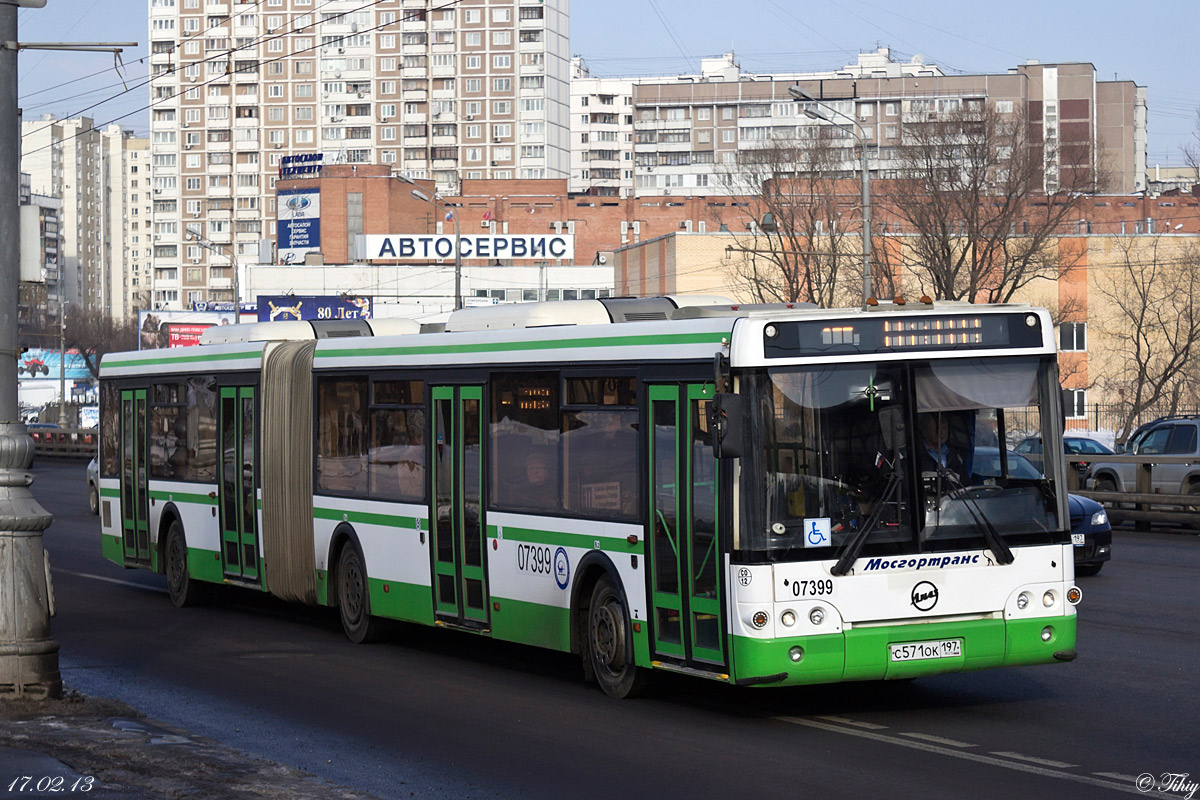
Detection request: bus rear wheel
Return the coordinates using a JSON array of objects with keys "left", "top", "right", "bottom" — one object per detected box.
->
[
  {"left": 337, "top": 543, "right": 381, "bottom": 644},
  {"left": 588, "top": 575, "right": 646, "bottom": 699},
  {"left": 166, "top": 520, "right": 209, "bottom": 608}
]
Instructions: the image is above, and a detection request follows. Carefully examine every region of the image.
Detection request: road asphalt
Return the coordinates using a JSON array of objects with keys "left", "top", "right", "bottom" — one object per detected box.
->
[{"left": 0, "top": 690, "right": 384, "bottom": 799}]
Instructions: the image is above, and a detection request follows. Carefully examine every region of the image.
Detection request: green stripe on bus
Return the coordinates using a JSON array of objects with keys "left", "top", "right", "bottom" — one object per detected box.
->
[
  {"left": 101, "top": 534, "right": 123, "bottom": 564},
  {"left": 488, "top": 524, "right": 640, "bottom": 553},
  {"left": 100, "top": 486, "right": 120, "bottom": 498},
  {"left": 490, "top": 596, "right": 570, "bottom": 652},
  {"left": 316, "top": 330, "right": 729, "bottom": 360},
  {"left": 148, "top": 489, "right": 217, "bottom": 506},
  {"left": 367, "top": 577, "right": 434, "bottom": 625},
  {"left": 103, "top": 349, "right": 261, "bottom": 369},
  {"left": 188, "top": 546, "right": 225, "bottom": 585},
  {"left": 313, "top": 506, "right": 425, "bottom": 529},
  {"left": 728, "top": 615, "right": 1076, "bottom": 686}
]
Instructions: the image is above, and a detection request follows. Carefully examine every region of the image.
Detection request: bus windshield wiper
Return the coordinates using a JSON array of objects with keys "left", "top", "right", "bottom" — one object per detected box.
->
[
  {"left": 932, "top": 467, "right": 1014, "bottom": 566},
  {"left": 832, "top": 466, "right": 902, "bottom": 576}
]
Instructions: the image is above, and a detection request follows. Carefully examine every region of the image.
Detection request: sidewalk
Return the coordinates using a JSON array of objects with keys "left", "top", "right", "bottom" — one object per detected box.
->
[{"left": 0, "top": 690, "right": 383, "bottom": 799}]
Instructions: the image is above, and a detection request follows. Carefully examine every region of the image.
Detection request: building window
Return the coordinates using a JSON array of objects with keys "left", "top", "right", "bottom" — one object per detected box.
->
[
  {"left": 1063, "top": 389, "right": 1086, "bottom": 420},
  {"left": 1059, "top": 322, "right": 1087, "bottom": 352}
]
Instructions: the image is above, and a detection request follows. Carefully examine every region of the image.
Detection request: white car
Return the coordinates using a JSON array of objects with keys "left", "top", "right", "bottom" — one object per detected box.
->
[{"left": 86, "top": 456, "right": 99, "bottom": 515}]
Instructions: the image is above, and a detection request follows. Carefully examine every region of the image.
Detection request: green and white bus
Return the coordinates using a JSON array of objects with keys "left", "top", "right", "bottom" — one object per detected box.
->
[{"left": 97, "top": 296, "right": 1080, "bottom": 697}]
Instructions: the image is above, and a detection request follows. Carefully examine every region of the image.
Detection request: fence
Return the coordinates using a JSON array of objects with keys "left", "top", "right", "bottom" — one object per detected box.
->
[
  {"left": 1066, "top": 403, "right": 1200, "bottom": 442},
  {"left": 31, "top": 427, "right": 98, "bottom": 458}
]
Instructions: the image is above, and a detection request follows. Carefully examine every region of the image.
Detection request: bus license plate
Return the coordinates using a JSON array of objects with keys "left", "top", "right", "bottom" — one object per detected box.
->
[
  {"left": 889, "top": 639, "right": 962, "bottom": 662},
  {"left": 1071, "top": 533, "right": 1085, "bottom": 546}
]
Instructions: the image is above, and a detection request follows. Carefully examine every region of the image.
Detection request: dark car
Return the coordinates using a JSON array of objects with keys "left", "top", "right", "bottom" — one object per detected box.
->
[
  {"left": 971, "top": 447, "right": 1112, "bottom": 577},
  {"left": 1067, "top": 493, "right": 1112, "bottom": 576}
]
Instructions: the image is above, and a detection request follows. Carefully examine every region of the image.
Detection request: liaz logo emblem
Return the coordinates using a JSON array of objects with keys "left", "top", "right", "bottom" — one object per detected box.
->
[
  {"left": 910, "top": 580, "right": 939, "bottom": 612},
  {"left": 553, "top": 547, "right": 570, "bottom": 590}
]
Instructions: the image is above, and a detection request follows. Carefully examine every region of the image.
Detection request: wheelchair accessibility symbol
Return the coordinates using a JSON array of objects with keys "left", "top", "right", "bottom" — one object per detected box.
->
[{"left": 804, "top": 518, "right": 831, "bottom": 548}]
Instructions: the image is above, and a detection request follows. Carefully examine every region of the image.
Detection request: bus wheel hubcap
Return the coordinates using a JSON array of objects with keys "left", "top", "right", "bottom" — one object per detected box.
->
[
  {"left": 593, "top": 602, "right": 624, "bottom": 669},
  {"left": 344, "top": 564, "right": 363, "bottom": 617}
]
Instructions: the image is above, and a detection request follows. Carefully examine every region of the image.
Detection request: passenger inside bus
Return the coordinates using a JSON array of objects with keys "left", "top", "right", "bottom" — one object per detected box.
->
[{"left": 520, "top": 450, "right": 558, "bottom": 509}]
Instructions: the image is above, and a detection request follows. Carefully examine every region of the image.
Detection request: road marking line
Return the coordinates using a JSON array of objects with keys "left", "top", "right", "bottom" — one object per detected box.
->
[
  {"left": 899, "top": 732, "right": 977, "bottom": 748},
  {"left": 774, "top": 716, "right": 1140, "bottom": 796},
  {"left": 815, "top": 715, "right": 888, "bottom": 730},
  {"left": 990, "top": 751, "right": 1078, "bottom": 769},
  {"left": 1095, "top": 773, "right": 1138, "bottom": 782},
  {"left": 55, "top": 568, "right": 167, "bottom": 594}
]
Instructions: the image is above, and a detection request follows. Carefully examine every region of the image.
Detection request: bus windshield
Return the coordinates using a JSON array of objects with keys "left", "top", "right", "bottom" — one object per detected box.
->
[{"left": 738, "top": 356, "right": 1065, "bottom": 561}]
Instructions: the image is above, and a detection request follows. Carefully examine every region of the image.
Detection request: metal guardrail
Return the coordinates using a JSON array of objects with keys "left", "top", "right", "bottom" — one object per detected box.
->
[
  {"left": 30, "top": 427, "right": 98, "bottom": 458},
  {"left": 1071, "top": 455, "right": 1200, "bottom": 530}
]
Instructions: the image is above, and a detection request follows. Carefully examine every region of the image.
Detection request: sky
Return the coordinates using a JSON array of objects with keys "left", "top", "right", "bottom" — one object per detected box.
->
[{"left": 14, "top": 0, "right": 1199, "bottom": 167}]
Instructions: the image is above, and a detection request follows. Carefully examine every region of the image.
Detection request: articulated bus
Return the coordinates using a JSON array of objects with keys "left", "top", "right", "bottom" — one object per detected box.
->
[{"left": 97, "top": 296, "right": 1080, "bottom": 697}]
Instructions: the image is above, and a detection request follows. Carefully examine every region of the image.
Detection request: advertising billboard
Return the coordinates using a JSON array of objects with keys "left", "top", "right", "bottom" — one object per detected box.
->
[
  {"left": 16, "top": 349, "right": 91, "bottom": 381},
  {"left": 257, "top": 295, "right": 373, "bottom": 322},
  {"left": 357, "top": 234, "right": 575, "bottom": 262},
  {"left": 137, "top": 310, "right": 237, "bottom": 349},
  {"left": 277, "top": 188, "right": 321, "bottom": 265}
]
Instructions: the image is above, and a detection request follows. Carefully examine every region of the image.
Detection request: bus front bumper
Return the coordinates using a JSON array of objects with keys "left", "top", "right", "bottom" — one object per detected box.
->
[{"left": 730, "top": 614, "right": 1076, "bottom": 686}]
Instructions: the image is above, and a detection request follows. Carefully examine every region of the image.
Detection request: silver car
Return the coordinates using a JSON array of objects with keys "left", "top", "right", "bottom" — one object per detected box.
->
[
  {"left": 86, "top": 456, "right": 99, "bottom": 515},
  {"left": 1088, "top": 417, "right": 1200, "bottom": 497}
]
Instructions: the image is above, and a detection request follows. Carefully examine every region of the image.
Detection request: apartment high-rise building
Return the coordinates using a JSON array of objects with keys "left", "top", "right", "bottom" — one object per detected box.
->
[
  {"left": 147, "top": 0, "right": 569, "bottom": 311},
  {"left": 20, "top": 115, "right": 107, "bottom": 313},
  {"left": 101, "top": 127, "right": 153, "bottom": 321},
  {"left": 18, "top": 174, "right": 63, "bottom": 349},
  {"left": 571, "top": 49, "right": 1147, "bottom": 198}
]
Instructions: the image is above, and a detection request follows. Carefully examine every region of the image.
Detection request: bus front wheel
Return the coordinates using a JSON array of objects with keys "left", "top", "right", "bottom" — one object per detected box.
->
[
  {"left": 337, "top": 543, "right": 381, "bottom": 644},
  {"left": 588, "top": 575, "right": 646, "bottom": 699}
]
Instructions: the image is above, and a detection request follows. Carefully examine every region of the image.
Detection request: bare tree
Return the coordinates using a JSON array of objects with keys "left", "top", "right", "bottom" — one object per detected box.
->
[
  {"left": 1184, "top": 107, "right": 1200, "bottom": 173},
  {"left": 880, "top": 102, "right": 1098, "bottom": 303},
  {"left": 716, "top": 131, "right": 864, "bottom": 307},
  {"left": 63, "top": 306, "right": 138, "bottom": 380},
  {"left": 1091, "top": 236, "right": 1200, "bottom": 441}
]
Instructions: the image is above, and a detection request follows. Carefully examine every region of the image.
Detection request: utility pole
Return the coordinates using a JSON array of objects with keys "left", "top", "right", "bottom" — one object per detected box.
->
[
  {"left": 57, "top": 300, "right": 65, "bottom": 425},
  {"left": 0, "top": 0, "right": 59, "bottom": 700},
  {"left": 1, "top": 1, "right": 133, "bottom": 700}
]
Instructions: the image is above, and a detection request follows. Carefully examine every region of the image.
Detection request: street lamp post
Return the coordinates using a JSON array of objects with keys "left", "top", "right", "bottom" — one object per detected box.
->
[
  {"left": 187, "top": 229, "right": 239, "bottom": 316},
  {"left": 395, "top": 176, "right": 462, "bottom": 310},
  {"left": 788, "top": 86, "right": 873, "bottom": 304},
  {"left": 397, "top": 175, "right": 462, "bottom": 311},
  {"left": 58, "top": 301, "right": 67, "bottom": 425},
  {"left": 0, "top": 0, "right": 61, "bottom": 700}
]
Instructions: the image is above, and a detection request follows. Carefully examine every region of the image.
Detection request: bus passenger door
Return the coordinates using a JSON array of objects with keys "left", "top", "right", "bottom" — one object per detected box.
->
[
  {"left": 430, "top": 386, "right": 489, "bottom": 628},
  {"left": 218, "top": 386, "right": 260, "bottom": 584},
  {"left": 647, "top": 384, "right": 725, "bottom": 670},
  {"left": 120, "top": 388, "right": 151, "bottom": 565}
]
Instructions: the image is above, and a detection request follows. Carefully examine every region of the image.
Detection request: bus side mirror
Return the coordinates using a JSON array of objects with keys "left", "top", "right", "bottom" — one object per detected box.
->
[{"left": 710, "top": 392, "right": 743, "bottom": 459}]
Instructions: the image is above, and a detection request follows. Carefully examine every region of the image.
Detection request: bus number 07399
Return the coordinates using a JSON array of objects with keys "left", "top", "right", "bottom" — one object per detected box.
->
[
  {"left": 792, "top": 579, "right": 834, "bottom": 598},
  {"left": 517, "top": 543, "right": 553, "bottom": 575}
]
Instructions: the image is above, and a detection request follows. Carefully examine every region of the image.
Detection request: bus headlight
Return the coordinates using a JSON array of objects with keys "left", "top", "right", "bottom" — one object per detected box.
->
[
  {"left": 781, "top": 610, "right": 797, "bottom": 627},
  {"left": 1042, "top": 590, "right": 1056, "bottom": 608},
  {"left": 751, "top": 610, "right": 769, "bottom": 629},
  {"left": 1041, "top": 626, "right": 1054, "bottom": 642},
  {"left": 789, "top": 646, "right": 804, "bottom": 662},
  {"left": 808, "top": 608, "right": 825, "bottom": 626},
  {"left": 1017, "top": 592, "right": 1031, "bottom": 610}
]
